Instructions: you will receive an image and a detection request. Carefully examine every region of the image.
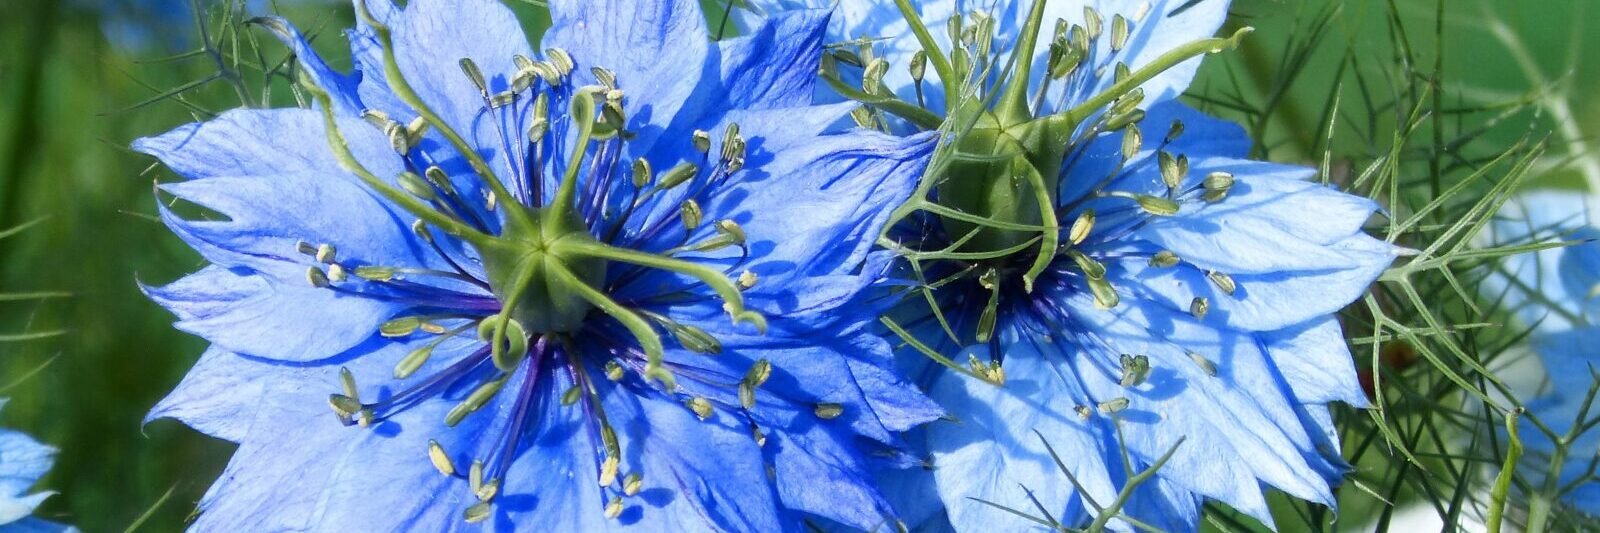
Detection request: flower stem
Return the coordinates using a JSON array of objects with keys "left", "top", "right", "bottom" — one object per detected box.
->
[
  {"left": 894, "top": 0, "right": 958, "bottom": 111},
  {"left": 545, "top": 260, "right": 671, "bottom": 389},
  {"left": 555, "top": 239, "right": 766, "bottom": 332},
  {"left": 355, "top": 0, "right": 534, "bottom": 233},
  {"left": 304, "top": 74, "right": 492, "bottom": 246}
]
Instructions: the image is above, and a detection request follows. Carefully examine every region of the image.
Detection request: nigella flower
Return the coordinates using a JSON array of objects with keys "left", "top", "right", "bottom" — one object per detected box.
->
[
  {"left": 0, "top": 400, "right": 69, "bottom": 532},
  {"left": 749, "top": 0, "right": 1401, "bottom": 530},
  {"left": 1484, "top": 191, "right": 1600, "bottom": 515},
  {"left": 137, "top": 0, "right": 940, "bottom": 529}
]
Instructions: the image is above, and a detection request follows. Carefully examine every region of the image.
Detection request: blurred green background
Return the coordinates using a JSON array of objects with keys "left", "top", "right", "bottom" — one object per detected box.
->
[{"left": 0, "top": 0, "right": 1593, "bottom": 530}]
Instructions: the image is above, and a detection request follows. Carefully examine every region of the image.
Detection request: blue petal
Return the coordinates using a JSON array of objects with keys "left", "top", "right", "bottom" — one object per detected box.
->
[
  {"left": 490, "top": 375, "right": 783, "bottom": 531},
  {"left": 1137, "top": 166, "right": 1388, "bottom": 274},
  {"left": 389, "top": 0, "right": 535, "bottom": 149},
  {"left": 767, "top": 419, "right": 898, "bottom": 529},
  {"left": 156, "top": 170, "right": 433, "bottom": 280},
  {"left": 1056, "top": 100, "right": 1248, "bottom": 209},
  {"left": 652, "top": 306, "right": 929, "bottom": 447},
  {"left": 347, "top": 0, "right": 413, "bottom": 121},
  {"left": 1516, "top": 328, "right": 1600, "bottom": 513},
  {"left": 1260, "top": 317, "right": 1368, "bottom": 406},
  {"left": 144, "top": 345, "right": 272, "bottom": 441},
  {"left": 0, "top": 517, "right": 75, "bottom": 533},
  {"left": 0, "top": 408, "right": 53, "bottom": 525},
  {"left": 255, "top": 16, "right": 364, "bottom": 116},
  {"left": 1483, "top": 191, "right": 1600, "bottom": 332},
  {"left": 1057, "top": 290, "right": 1335, "bottom": 523},
  {"left": 144, "top": 265, "right": 401, "bottom": 363},
  {"left": 133, "top": 108, "right": 404, "bottom": 182},
  {"left": 1051, "top": 0, "right": 1231, "bottom": 112},
  {"left": 544, "top": 0, "right": 709, "bottom": 156},
  {"left": 714, "top": 9, "right": 834, "bottom": 111},
  {"left": 690, "top": 129, "right": 933, "bottom": 311},
  {"left": 1114, "top": 232, "right": 1395, "bottom": 331},
  {"left": 923, "top": 331, "right": 1119, "bottom": 531},
  {"left": 614, "top": 122, "right": 933, "bottom": 317},
  {"left": 181, "top": 336, "right": 497, "bottom": 531}
]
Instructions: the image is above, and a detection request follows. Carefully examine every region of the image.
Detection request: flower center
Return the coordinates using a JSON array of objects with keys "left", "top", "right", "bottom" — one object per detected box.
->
[
  {"left": 477, "top": 206, "right": 604, "bottom": 335},
  {"left": 289, "top": 2, "right": 780, "bottom": 523},
  {"left": 833, "top": 3, "right": 1251, "bottom": 384}
]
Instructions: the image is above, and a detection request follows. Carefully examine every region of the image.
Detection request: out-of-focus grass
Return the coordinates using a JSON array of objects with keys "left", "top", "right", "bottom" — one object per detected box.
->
[{"left": 0, "top": 0, "right": 1593, "bottom": 531}]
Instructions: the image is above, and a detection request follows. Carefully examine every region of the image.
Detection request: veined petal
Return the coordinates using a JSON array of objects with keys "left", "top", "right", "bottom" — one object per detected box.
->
[
  {"left": 183, "top": 335, "right": 497, "bottom": 531},
  {"left": 714, "top": 9, "right": 835, "bottom": 111},
  {"left": 696, "top": 130, "right": 933, "bottom": 303},
  {"left": 255, "top": 16, "right": 363, "bottom": 116},
  {"left": 1137, "top": 167, "right": 1388, "bottom": 274},
  {"left": 544, "top": 0, "right": 710, "bottom": 157},
  {"left": 925, "top": 333, "right": 1119, "bottom": 531},
  {"left": 389, "top": 0, "right": 535, "bottom": 149},
  {"left": 143, "top": 346, "right": 272, "bottom": 442},
  {"left": 1058, "top": 290, "right": 1334, "bottom": 523},
  {"left": 133, "top": 108, "right": 404, "bottom": 183},
  {"left": 1260, "top": 317, "right": 1368, "bottom": 407},
  {"left": 156, "top": 171, "right": 433, "bottom": 280},
  {"left": 143, "top": 266, "right": 401, "bottom": 363},
  {"left": 1115, "top": 232, "right": 1395, "bottom": 331}
]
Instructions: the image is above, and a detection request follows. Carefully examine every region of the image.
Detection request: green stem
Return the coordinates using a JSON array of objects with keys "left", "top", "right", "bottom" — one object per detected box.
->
[
  {"left": 995, "top": 0, "right": 1049, "bottom": 124},
  {"left": 488, "top": 256, "right": 537, "bottom": 369},
  {"left": 879, "top": 316, "right": 1000, "bottom": 386},
  {"left": 822, "top": 75, "right": 945, "bottom": 130},
  {"left": 1018, "top": 159, "right": 1058, "bottom": 293},
  {"left": 555, "top": 239, "right": 766, "bottom": 332},
  {"left": 546, "top": 88, "right": 600, "bottom": 233},
  {"left": 1487, "top": 409, "right": 1523, "bottom": 533},
  {"left": 894, "top": 0, "right": 958, "bottom": 110},
  {"left": 545, "top": 260, "right": 672, "bottom": 388},
  {"left": 355, "top": 0, "right": 534, "bottom": 232},
  {"left": 1057, "top": 27, "right": 1255, "bottom": 127},
  {"left": 306, "top": 78, "right": 492, "bottom": 246},
  {"left": 1087, "top": 436, "right": 1185, "bottom": 532}
]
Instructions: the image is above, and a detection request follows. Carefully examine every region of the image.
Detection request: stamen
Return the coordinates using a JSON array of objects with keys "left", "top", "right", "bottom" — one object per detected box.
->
[
  {"left": 428, "top": 439, "right": 456, "bottom": 476},
  {"left": 1118, "top": 354, "right": 1150, "bottom": 387},
  {"left": 1069, "top": 209, "right": 1095, "bottom": 245},
  {"left": 1206, "top": 270, "right": 1237, "bottom": 295}
]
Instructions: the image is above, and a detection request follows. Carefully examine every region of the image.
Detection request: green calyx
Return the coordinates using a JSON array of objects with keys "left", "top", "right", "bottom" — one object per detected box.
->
[
  {"left": 936, "top": 111, "right": 1073, "bottom": 257},
  {"left": 478, "top": 205, "right": 605, "bottom": 335}
]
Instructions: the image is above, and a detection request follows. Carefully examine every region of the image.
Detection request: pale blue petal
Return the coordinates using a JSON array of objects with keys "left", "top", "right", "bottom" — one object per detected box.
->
[
  {"left": 925, "top": 332, "right": 1118, "bottom": 531},
  {"left": 1260, "top": 317, "right": 1368, "bottom": 406},
  {"left": 1115, "top": 232, "right": 1396, "bottom": 331},
  {"left": 1138, "top": 167, "right": 1387, "bottom": 274},
  {"left": 389, "top": 0, "right": 535, "bottom": 151},
  {"left": 143, "top": 265, "right": 401, "bottom": 363},
  {"left": 132, "top": 109, "right": 404, "bottom": 183},
  {"left": 1059, "top": 290, "right": 1333, "bottom": 523},
  {"left": 144, "top": 345, "right": 272, "bottom": 441},
  {"left": 255, "top": 16, "right": 363, "bottom": 116},
  {"left": 544, "top": 0, "right": 709, "bottom": 157},
  {"left": 1483, "top": 191, "right": 1600, "bottom": 332}
]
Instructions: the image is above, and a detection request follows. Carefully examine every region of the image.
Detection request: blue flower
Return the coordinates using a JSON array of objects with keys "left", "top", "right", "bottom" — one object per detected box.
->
[
  {"left": 136, "top": 0, "right": 940, "bottom": 529},
  {"left": 0, "top": 400, "right": 69, "bottom": 532},
  {"left": 1484, "top": 191, "right": 1600, "bottom": 514},
  {"left": 750, "top": 1, "right": 1400, "bottom": 530}
]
